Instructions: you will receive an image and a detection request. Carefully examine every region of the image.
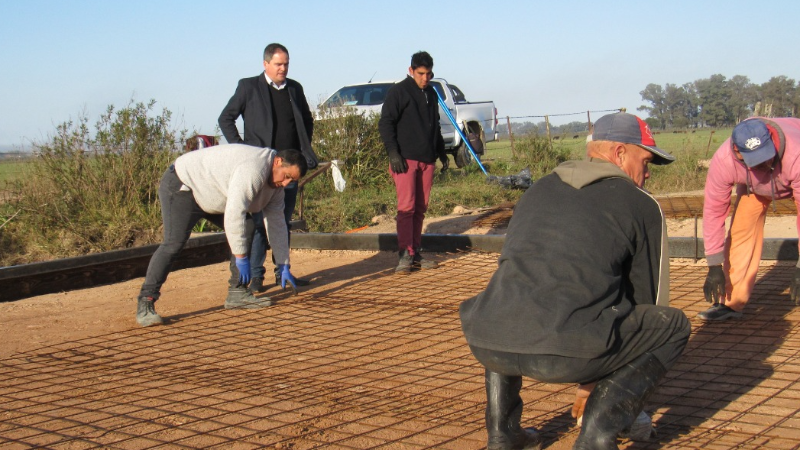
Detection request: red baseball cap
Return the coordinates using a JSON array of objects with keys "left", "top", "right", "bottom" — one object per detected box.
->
[{"left": 591, "top": 112, "right": 675, "bottom": 165}]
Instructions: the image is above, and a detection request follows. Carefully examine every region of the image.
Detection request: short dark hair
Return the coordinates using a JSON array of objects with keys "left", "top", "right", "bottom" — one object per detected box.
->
[
  {"left": 410, "top": 51, "right": 434, "bottom": 70},
  {"left": 276, "top": 149, "right": 308, "bottom": 177},
  {"left": 263, "top": 43, "right": 289, "bottom": 62}
]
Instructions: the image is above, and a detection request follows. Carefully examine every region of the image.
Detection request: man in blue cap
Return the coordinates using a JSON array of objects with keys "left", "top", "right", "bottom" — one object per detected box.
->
[{"left": 701, "top": 117, "right": 800, "bottom": 320}]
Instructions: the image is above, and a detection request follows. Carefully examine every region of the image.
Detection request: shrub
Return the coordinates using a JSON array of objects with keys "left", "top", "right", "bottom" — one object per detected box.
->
[
  {"left": 511, "top": 134, "right": 577, "bottom": 178},
  {"left": 0, "top": 100, "right": 185, "bottom": 265}
]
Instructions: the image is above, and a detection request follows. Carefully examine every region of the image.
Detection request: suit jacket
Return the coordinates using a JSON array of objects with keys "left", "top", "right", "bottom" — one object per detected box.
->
[{"left": 218, "top": 74, "right": 318, "bottom": 169}]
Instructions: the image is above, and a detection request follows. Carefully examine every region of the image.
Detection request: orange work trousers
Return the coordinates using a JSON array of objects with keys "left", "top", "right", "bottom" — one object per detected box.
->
[{"left": 722, "top": 193, "right": 770, "bottom": 311}]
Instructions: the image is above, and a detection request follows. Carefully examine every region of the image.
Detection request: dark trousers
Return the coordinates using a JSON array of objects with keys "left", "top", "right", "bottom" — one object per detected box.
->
[
  {"left": 250, "top": 180, "right": 297, "bottom": 278},
  {"left": 470, "top": 304, "right": 690, "bottom": 385},
  {"left": 139, "top": 166, "right": 254, "bottom": 299}
]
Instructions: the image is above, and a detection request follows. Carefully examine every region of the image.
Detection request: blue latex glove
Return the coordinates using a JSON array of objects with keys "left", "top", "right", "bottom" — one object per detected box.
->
[
  {"left": 235, "top": 256, "right": 251, "bottom": 286},
  {"left": 277, "top": 264, "right": 298, "bottom": 295}
]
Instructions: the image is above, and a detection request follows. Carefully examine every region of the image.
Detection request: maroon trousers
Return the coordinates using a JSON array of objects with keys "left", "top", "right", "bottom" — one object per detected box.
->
[{"left": 391, "top": 160, "right": 435, "bottom": 255}]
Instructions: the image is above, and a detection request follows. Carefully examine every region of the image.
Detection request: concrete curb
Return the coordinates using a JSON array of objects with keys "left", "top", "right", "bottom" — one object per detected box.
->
[{"left": 1, "top": 233, "right": 797, "bottom": 302}]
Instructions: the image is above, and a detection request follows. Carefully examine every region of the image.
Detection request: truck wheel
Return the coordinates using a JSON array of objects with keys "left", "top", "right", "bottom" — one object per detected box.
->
[{"left": 455, "top": 143, "right": 480, "bottom": 168}]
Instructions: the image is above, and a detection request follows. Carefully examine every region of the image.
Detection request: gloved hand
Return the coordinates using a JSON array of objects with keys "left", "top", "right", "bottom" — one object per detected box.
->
[
  {"left": 439, "top": 154, "right": 449, "bottom": 173},
  {"left": 277, "top": 264, "right": 298, "bottom": 295},
  {"left": 703, "top": 265, "right": 726, "bottom": 304},
  {"left": 235, "top": 256, "right": 251, "bottom": 286},
  {"left": 789, "top": 267, "right": 800, "bottom": 305},
  {"left": 387, "top": 150, "right": 407, "bottom": 174}
]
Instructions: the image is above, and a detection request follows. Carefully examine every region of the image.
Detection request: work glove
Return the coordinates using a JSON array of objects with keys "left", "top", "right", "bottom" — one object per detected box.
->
[
  {"left": 789, "top": 267, "right": 800, "bottom": 305},
  {"left": 439, "top": 154, "right": 449, "bottom": 173},
  {"left": 702, "top": 265, "right": 726, "bottom": 304},
  {"left": 235, "top": 256, "right": 251, "bottom": 286},
  {"left": 277, "top": 264, "right": 298, "bottom": 295},
  {"left": 387, "top": 150, "right": 407, "bottom": 174}
]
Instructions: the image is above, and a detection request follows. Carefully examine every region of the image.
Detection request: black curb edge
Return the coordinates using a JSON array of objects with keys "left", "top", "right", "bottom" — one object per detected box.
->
[{"left": 1, "top": 233, "right": 797, "bottom": 302}]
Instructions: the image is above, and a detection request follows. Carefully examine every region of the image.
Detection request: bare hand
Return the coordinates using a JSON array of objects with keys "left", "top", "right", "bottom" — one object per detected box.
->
[{"left": 571, "top": 383, "right": 595, "bottom": 421}]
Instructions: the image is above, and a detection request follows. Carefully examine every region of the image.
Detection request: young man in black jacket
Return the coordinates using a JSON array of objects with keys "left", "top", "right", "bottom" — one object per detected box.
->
[
  {"left": 379, "top": 51, "right": 446, "bottom": 273},
  {"left": 459, "top": 112, "right": 690, "bottom": 449}
]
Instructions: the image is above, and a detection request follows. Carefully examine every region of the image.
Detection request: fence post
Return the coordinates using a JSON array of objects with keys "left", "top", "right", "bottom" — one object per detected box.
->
[
  {"left": 587, "top": 111, "right": 592, "bottom": 134},
  {"left": 506, "top": 116, "right": 516, "bottom": 158},
  {"left": 545, "top": 115, "right": 552, "bottom": 148}
]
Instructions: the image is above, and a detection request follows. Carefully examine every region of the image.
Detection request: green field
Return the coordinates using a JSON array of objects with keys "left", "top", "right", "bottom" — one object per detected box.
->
[
  {"left": 0, "top": 157, "right": 31, "bottom": 184},
  {"left": 485, "top": 127, "right": 732, "bottom": 194}
]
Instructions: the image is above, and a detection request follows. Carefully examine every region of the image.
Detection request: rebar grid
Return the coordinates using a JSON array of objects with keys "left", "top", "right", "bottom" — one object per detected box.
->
[{"left": 1, "top": 253, "right": 800, "bottom": 449}]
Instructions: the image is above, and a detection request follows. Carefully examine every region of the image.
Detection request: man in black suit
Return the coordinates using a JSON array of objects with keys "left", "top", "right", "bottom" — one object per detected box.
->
[{"left": 219, "top": 43, "right": 318, "bottom": 293}]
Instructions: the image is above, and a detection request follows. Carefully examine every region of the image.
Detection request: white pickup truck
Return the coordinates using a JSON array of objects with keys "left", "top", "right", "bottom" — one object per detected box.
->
[{"left": 321, "top": 78, "right": 498, "bottom": 167}]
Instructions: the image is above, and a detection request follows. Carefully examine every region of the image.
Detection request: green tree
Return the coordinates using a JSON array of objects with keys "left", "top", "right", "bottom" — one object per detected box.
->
[
  {"left": 728, "top": 75, "right": 756, "bottom": 123},
  {"left": 696, "top": 74, "right": 733, "bottom": 127},
  {"left": 638, "top": 83, "right": 667, "bottom": 129},
  {"left": 758, "top": 76, "right": 797, "bottom": 117}
]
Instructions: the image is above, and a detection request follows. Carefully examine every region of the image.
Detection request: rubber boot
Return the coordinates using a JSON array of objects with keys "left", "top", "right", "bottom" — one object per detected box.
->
[
  {"left": 485, "top": 370, "right": 543, "bottom": 450},
  {"left": 573, "top": 353, "right": 667, "bottom": 450}
]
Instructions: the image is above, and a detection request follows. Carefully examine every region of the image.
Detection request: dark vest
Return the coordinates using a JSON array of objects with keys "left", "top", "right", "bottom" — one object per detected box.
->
[{"left": 268, "top": 86, "right": 300, "bottom": 151}]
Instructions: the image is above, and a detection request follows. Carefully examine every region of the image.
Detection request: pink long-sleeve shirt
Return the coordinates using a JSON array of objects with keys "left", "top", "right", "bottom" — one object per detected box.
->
[{"left": 703, "top": 117, "right": 800, "bottom": 266}]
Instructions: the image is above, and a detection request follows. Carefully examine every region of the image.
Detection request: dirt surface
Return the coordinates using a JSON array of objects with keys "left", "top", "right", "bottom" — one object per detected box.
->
[{"left": 2, "top": 205, "right": 800, "bottom": 449}]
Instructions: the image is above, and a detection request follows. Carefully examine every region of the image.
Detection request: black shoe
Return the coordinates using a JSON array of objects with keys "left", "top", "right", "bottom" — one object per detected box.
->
[
  {"left": 250, "top": 277, "right": 267, "bottom": 293},
  {"left": 413, "top": 251, "right": 439, "bottom": 270},
  {"left": 485, "top": 370, "right": 543, "bottom": 450},
  {"left": 395, "top": 251, "right": 413, "bottom": 274},
  {"left": 574, "top": 353, "right": 667, "bottom": 450},
  {"left": 136, "top": 296, "right": 163, "bottom": 327},
  {"left": 697, "top": 304, "right": 743, "bottom": 321},
  {"left": 274, "top": 273, "right": 310, "bottom": 286}
]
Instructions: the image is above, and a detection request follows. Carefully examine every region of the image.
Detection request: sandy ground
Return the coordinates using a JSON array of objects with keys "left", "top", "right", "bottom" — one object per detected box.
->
[
  {"left": 2, "top": 207, "right": 796, "bottom": 358},
  {"left": 2, "top": 204, "right": 799, "bottom": 449}
]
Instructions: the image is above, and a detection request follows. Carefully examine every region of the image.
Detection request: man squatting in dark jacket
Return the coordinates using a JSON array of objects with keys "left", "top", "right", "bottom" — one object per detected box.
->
[
  {"left": 460, "top": 112, "right": 691, "bottom": 450},
  {"left": 379, "top": 51, "right": 447, "bottom": 273}
]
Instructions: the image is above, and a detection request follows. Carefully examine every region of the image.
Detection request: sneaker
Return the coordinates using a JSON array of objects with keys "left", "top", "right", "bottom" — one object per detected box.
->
[
  {"left": 224, "top": 288, "right": 274, "bottom": 309},
  {"left": 620, "top": 411, "right": 655, "bottom": 441},
  {"left": 250, "top": 277, "right": 267, "bottom": 293},
  {"left": 413, "top": 252, "right": 438, "bottom": 270},
  {"left": 697, "top": 304, "right": 743, "bottom": 321},
  {"left": 136, "top": 296, "right": 163, "bottom": 327},
  {"left": 395, "top": 251, "right": 413, "bottom": 274}
]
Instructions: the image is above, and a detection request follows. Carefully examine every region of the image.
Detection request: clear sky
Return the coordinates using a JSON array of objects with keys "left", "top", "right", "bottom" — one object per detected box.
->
[{"left": 1, "top": 0, "right": 799, "bottom": 149}]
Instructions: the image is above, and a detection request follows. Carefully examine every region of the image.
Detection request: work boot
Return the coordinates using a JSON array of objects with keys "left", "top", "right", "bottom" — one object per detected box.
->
[
  {"left": 395, "top": 250, "right": 413, "bottom": 274},
  {"left": 573, "top": 353, "right": 667, "bottom": 450},
  {"left": 697, "top": 304, "right": 743, "bottom": 321},
  {"left": 224, "top": 288, "right": 274, "bottom": 309},
  {"left": 485, "top": 370, "right": 543, "bottom": 450},
  {"left": 250, "top": 277, "right": 267, "bottom": 293},
  {"left": 136, "top": 296, "right": 163, "bottom": 327},
  {"left": 413, "top": 250, "right": 439, "bottom": 270}
]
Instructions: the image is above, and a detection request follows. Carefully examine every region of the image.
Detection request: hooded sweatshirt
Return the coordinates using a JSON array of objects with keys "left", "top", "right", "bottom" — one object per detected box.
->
[
  {"left": 459, "top": 159, "right": 669, "bottom": 357},
  {"left": 703, "top": 117, "right": 800, "bottom": 266}
]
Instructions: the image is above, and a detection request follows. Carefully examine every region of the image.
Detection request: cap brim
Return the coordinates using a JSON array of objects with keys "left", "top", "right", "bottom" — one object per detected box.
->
[
  {"left": 637, "top": 144, "right": 675, "bottom": 165},
  {"left": 739, "top": 142, "right": 777, "bottom": 167}
]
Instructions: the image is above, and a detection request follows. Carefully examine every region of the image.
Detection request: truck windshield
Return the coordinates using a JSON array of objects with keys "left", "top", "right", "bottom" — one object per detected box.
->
[
  {"left": 323, "top": 83, "right": 394, "bottom": 107},
  {"left": 449, "top": 84, "right": 467, "bottom": 103}
]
